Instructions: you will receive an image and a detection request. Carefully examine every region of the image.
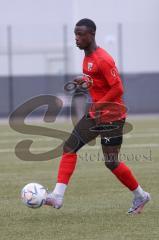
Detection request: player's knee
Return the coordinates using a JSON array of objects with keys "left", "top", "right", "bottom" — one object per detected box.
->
[
  {"left": 104, "top": 153, "right": 119, "bottom": 171},
  {"left": 63, "top": 142, "right": 76, "bottom": 154},
  {"left": 63, "top": 139, "right": 82, "bottom": 153}
]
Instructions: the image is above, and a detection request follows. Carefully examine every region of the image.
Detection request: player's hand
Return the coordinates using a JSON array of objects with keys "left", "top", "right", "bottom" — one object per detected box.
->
[
  {"left": 64, "top": 74, "right": 93, "bottom": 92},
  {"left": 64, "top": 75, "right": 85, "bottom": 92},
  {"left": 74, "top": 74, "right": 93, "bottom": 89},
  {"left": 73, "top": 76, "right": 85, "bottom": 85}
]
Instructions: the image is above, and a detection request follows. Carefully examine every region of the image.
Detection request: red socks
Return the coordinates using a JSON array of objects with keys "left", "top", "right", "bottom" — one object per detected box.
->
[
  {"left": 57, "top": 154, "right": 138, "bottom": 191},
  {"left": 112, "top": 162, "right": 139, "bottom": 191},
  {"left": 57, "top": 152, "right": 77, "bottom": 184}
]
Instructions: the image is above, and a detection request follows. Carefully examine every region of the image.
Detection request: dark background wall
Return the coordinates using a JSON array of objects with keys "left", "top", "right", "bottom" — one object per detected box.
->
[
  {"left": 1, "top": 73, "right": 159, "bottom": 117},
  {"left": 123, "top": 73, "right": 159, "bottom": 113}
]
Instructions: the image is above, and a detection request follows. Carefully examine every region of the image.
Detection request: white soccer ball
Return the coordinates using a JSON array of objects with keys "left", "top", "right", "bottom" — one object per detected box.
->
[{"left": 21, "top": 183, "right": 47, "bottom": 208}]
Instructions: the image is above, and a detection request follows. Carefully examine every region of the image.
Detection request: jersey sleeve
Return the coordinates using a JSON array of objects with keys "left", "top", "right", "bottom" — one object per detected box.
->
[{"left": 99, "top": 59, "right": 121, "bottom": 87}]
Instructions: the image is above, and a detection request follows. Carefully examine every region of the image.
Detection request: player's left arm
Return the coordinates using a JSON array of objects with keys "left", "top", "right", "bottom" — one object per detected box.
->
[{"left": 96, "top": 60, "right": 124, "bottom": 109}]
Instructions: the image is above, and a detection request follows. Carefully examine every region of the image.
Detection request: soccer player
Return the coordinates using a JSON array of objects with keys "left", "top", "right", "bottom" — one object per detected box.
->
[{"left": 45, "top": 19, "right": 150, "bottom": 214}]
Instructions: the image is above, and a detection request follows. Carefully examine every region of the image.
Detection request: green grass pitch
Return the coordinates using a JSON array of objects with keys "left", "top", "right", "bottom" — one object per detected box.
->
[{"left": 0, "top": 116, "right": 159, "bottom": 240}]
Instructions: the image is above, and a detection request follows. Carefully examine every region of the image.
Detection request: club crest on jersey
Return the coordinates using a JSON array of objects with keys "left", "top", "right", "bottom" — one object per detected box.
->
[
  {"left": 111, "top": 68, "right": 118, "bottom": 77},
  {"left": 88, "top": 62, "right": 93, "bottom": 71}
]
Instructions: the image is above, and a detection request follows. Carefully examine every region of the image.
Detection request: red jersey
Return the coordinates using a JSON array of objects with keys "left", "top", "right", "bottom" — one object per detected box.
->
[{"left": 83, "top": 47, "right": 126, "bottom": 121}]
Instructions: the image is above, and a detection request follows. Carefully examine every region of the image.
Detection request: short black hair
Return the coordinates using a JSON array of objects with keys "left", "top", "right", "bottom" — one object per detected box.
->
[{"left": 76, "top": 18, "right": 96, "bottom": 33}]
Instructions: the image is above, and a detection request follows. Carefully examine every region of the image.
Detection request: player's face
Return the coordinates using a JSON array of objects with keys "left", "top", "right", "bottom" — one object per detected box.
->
[{"left": 74, "top": 26, "right": 93, "bottom": 50}]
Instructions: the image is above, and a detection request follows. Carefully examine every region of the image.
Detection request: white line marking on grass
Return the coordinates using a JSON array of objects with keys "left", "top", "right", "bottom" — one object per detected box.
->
[
  {"left": 82, "top": 143, "right": 159, "bottom": 149},
  {"left": 125, "top": 133, "right": 159, "bottom": 138},
  {"left": 123, "top": 143, "right": 159, "bottom": 148},
  {"left": 1, "top": 133, "right": 159, "bottom": 143},
  {"left": 0, "top": 143, "right": 159, "bottom": 153},
  {"left": 0, "top": 138, "right": 55, "bottom": 143}
]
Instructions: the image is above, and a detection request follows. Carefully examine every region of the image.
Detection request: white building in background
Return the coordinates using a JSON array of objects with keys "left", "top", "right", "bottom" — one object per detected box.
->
[{"left": 0, "top": 0, "right": 159, "bottom": 75}]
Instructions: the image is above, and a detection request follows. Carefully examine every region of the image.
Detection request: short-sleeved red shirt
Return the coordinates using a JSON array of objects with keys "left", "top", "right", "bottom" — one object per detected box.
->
[{"left": 83, "top": 47, "right": 126, "bottom": 121}]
